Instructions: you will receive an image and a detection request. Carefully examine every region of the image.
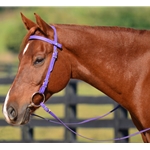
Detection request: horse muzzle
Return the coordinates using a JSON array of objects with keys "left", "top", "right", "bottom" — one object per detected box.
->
[{"left": 3, "top": 104, "right": 32, "bottom": 126}]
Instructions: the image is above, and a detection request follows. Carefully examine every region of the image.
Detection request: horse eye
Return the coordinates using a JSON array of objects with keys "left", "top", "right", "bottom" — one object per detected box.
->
[{"left": 34, "top": 57, "right": 45, "bottom": 65}]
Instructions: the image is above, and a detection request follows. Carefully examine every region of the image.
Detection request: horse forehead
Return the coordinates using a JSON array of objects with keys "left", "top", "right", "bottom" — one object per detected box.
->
[{"left": 22, "top": 41, "right": 43, "bottom": 56}]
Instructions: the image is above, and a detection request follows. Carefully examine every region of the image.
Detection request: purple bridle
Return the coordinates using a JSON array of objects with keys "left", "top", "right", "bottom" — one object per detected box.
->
[
  {"left": 28, "top": 25, "right": 150, "bottom": 142},
  {"left": 28, "top": 25, "right": 62, "bottom": 108}
]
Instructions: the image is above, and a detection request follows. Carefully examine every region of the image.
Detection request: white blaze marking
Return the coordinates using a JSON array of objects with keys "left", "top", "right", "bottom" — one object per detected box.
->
[
  {"left": 3, "top": 88, "right": 11, "bottom": 123},
  {"left": 23, "top": 43, "right": 30, "bottom": 55}
]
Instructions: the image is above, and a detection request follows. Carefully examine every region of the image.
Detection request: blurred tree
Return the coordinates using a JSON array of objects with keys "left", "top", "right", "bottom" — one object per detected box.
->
[
  {"left": 0, "top": 7, "right": 18, "bottom": 12},
  {"left": 5, "top": 24, "right": 26, "bottom": 54}
]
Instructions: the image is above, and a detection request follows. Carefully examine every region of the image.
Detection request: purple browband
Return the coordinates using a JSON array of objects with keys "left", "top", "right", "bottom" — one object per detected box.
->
[{"left": 29, "top": 25, "right": 62, "bottom": 94}]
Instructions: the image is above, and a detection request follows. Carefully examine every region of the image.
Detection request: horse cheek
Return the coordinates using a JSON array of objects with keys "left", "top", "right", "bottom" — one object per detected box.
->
[{"left": 47, "top": 63, "right": 71, "bottom": 94}]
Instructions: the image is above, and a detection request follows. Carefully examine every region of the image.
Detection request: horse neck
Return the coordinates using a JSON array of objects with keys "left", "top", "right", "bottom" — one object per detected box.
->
[
  {"left": 56, "top": 24, "right": 150, "bottom": 105},
  {"left": 57, "top": 24, "right": 103, "bottom": 78}
]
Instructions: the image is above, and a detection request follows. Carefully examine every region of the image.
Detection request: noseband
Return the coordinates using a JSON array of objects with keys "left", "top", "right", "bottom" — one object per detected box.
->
[{"left": 28, "top": 25, "right": 62, "bottom": 107}]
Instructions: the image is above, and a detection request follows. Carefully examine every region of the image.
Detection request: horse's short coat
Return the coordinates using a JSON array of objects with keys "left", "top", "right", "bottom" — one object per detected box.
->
[{"left": 3, "top": 13, "right": 150, "bottom": 142}]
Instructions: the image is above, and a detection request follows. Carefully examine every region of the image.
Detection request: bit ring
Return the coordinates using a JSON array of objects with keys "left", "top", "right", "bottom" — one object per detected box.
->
[{"left": 29, "top": 92, "right": 45, "bottom": 108}]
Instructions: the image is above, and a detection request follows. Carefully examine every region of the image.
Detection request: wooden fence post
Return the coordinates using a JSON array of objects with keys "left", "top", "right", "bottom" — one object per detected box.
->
[
  {"left": 114, "top": 104, "right": 129, "bottom": 143},
  {"left": 64, "top": 80, "right": 77, "bottom": 143},
  {"left": 21, "top": 124, "right": 33, "bottom": 142}
]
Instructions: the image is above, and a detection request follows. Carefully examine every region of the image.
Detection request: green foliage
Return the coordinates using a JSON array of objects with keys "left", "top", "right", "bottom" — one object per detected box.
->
[
  {"left": 1, "top": 7, "right": 150, "bottom": 54},
  {"left": 5, "top": 24, "right": 26, "bottom": 54}
]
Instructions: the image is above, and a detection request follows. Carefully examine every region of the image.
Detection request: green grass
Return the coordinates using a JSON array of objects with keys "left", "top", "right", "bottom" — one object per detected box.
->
[
  {"left": 77, "top": 128, "right": 114, "bottom": 143},
  {"left": 34, "top": 127, "right": 64, "bottom": 141},
  {"left": 0, "top": 126, "right": 21, "bottom": 141},
  {"left": 0, "top": 85, "right": 11, "bottom": 96}
]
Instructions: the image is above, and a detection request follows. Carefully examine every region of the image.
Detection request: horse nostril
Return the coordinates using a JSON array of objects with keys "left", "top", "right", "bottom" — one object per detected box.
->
[{"left": 7, "top": 106, "right": 18, "bottom": 121}]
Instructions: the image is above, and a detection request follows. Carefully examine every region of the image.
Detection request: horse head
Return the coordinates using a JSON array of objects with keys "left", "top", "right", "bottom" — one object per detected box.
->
[{"left": 3, "top": 13, "right": 71, "bottom": 125}]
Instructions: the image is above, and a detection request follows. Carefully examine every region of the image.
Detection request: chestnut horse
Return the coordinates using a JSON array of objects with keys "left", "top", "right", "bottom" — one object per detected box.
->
[{"left": 3, "top": 13, "right": 150, "bottom": 142}]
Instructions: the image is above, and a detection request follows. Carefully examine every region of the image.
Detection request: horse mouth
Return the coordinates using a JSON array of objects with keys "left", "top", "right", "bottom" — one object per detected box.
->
[{"left": 21, "top": 107, "right": 31, "bottom": 125}]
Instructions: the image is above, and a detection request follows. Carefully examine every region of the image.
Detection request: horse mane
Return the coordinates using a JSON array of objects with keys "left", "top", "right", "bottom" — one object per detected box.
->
[
  {"left": 55, "top": 24, "right": 148, "bottom": 36},
  {"left": 99, "top": 26, "right": 148, "bottom": 34}
]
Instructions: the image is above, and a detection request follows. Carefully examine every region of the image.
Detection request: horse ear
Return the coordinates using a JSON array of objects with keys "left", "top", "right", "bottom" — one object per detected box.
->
[
  {"left": 20, "top": 12, "right": 37, "bottom": 30},
  {"left": 34, "top": 13, "right": 52, "bottom": 35}
]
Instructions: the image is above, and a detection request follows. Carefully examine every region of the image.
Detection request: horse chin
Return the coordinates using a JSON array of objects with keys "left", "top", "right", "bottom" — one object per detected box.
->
[{"left": 20, "top": 107, "right": 31, "bottom": 125}]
